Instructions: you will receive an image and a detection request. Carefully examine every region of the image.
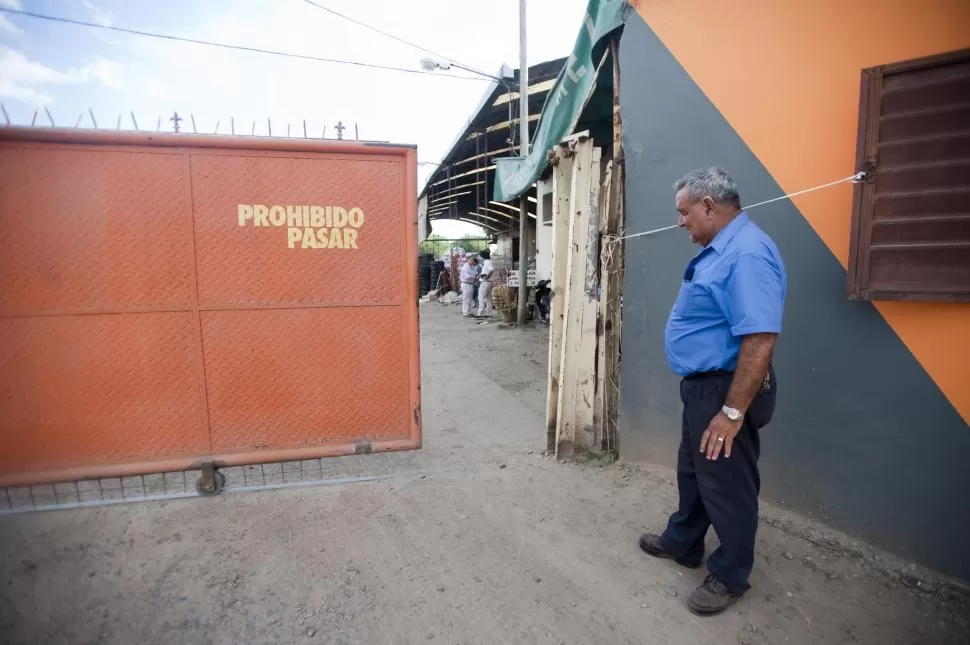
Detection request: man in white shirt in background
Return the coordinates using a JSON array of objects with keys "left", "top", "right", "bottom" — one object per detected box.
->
[
  {"left": 477, "top": 249, "right": 495, "bottom": 318},
  {"left": 460, "top": 256, "right": 479, "bottom": 318}
]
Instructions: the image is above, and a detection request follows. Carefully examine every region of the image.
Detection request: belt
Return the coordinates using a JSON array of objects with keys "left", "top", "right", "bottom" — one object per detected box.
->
[
  {"left": 683, "top": 370, "right": 733, "bottom": 381},
  {"left": 683, "top": 369, "right": 774, "bottom": 392}
]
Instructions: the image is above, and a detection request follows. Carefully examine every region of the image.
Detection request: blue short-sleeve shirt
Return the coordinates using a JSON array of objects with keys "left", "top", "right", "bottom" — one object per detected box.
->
[{"left": 664, "top": 212, "right": 787, "bottom": 377}]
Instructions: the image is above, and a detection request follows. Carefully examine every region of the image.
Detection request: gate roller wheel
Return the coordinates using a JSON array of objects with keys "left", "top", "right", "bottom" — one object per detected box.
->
[{"left": 195, "top": 463, "right": 226, "bottom": 495}]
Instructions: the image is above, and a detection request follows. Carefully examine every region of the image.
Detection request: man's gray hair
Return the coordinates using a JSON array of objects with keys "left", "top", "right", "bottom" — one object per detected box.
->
[{"left": 673, "top": 167, "right": 742, "bottom": 209}]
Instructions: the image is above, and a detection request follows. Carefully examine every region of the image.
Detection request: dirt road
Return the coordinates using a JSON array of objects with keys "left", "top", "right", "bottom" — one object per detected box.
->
[{"left": 1, "top": 304, "right": 967, "bottom": 645}]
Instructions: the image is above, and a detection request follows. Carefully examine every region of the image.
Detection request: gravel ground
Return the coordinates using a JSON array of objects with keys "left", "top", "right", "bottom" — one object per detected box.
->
[{"left": 1, "top": 303, "right": 967, "bottom": 645}]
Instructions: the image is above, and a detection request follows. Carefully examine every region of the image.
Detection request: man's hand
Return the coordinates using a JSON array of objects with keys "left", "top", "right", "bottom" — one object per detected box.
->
[
  {"left": 700, "top": 332, "right": 777, "bottom": 461},
  {"left": 700, "top": 412, "right": 744, "bottom": 461}
]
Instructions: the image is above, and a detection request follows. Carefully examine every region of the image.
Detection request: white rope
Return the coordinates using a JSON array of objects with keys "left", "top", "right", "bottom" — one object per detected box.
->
[
  {"left": 610, "top": 223, "right": 680, "bottom": 242},
  {"left": 607, "top": 172, "right": 866, "bottom": 245}
]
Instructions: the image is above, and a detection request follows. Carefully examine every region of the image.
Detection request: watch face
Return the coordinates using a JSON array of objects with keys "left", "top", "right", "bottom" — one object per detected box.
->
[{"left": 723, "top": 406, "right": 741, "bottom": 421}]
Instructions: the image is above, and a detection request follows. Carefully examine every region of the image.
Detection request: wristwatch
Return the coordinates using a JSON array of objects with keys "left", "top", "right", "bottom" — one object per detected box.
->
[{"left": 721, "top": 405, "right": 744, "bottom": 422}]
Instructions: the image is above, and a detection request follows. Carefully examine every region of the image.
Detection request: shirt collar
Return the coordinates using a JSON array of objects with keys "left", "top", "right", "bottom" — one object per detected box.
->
[{"left": 706, "top": 211, "right": 750, "bottom": 255}]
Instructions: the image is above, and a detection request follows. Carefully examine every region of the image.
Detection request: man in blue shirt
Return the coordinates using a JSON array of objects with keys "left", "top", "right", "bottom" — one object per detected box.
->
[{"left": 639, "top": 168, "right": 786, "bottom": 616}]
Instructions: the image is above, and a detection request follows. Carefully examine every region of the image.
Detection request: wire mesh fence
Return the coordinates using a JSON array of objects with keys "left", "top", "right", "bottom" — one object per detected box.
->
[{"left": 0, "top": 459, "right": 357, "bottom": 516}]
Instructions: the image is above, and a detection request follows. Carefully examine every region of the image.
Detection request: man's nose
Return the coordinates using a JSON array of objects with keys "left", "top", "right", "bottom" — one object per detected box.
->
[{"left": 678, "top": 213, "right": 687, "bottom": 227}]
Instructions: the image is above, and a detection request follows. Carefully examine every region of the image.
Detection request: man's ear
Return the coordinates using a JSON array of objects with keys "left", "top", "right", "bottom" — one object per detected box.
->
[{"left": 702, "top": 196, "right": 717, "bottom": 218}]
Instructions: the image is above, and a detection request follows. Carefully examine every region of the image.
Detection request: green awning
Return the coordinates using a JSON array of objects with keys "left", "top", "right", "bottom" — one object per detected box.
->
[{"left": 492, "top": 0, "right": 628, "bottom": 202}]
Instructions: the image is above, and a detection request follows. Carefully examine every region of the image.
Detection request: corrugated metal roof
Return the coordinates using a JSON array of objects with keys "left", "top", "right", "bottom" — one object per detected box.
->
[{"left": 421, "top": 58, "right": 567, "bottom": 232}]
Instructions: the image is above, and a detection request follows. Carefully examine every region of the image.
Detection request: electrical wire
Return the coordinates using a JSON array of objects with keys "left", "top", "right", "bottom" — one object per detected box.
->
[
  {"left": 300, "top": 0, "right": 508, "bottom": 86},
  {"left": 300, "top": 0, "right": 457, "bottom": 64},
  {"left": 0, "top": 7, "right": 485, "bottom": 81},
  {"left": 297, "top": 2, "right": 520, "bottom": 161}
]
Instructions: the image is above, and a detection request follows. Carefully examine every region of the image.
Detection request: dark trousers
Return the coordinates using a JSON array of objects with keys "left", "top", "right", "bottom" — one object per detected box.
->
[
  {"left": 660, "top": 369, "right": 776, "bottom": 593},
  {"left": 535, "top": 296, "right": 549, "bottom": 321}
]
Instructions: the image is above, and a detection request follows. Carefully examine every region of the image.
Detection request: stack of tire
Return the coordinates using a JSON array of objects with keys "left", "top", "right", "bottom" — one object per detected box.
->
[
  {"left": 418, "top": 254, "right": 433, "bottom": 296},
  {"left": 429, "top": 260, "right": 446, "bottom": 293}
]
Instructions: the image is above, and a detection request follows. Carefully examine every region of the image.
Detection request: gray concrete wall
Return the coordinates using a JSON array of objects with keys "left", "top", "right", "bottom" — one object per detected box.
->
[{"left": 617, "top": 13, "right": 970, "bottom": 580}]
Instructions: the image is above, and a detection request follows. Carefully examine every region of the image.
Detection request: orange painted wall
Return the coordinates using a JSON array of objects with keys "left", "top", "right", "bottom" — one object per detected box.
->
[{"left": 631, "top": 0, "right": 970, "bottom": 423}]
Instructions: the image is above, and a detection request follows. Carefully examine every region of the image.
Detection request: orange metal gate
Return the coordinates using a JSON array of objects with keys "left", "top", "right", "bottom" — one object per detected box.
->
[{"left": 0, "top": 128, "right": 421, "bottom": 488}]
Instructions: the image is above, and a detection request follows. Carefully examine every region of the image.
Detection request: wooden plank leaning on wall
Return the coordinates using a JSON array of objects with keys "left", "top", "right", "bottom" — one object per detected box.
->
[
  {"left": 546, "top": 146, "right": 574, "bottom": 451},
  {"left": 593, "top": 162, "right": 614, "bottom": 448},
  {"left": 595, "top": 34, "right": 625, "bottom": 457},
  {"left": 570, "top": 146, "right": 603, "bottom": 454},
  {"left": 551, "top": 134, "right": 598, "bottom": 459}
]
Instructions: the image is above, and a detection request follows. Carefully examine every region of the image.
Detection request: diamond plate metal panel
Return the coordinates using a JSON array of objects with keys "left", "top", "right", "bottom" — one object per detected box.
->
[
  {"left": 0, "top": 145, "right": 195, "bottom": 314},
  {"left": 202, "top": 306, "right": 411, "bottom": 451},
  {"left": 0, "top": 313, "right": 208, "bottom": 476},
  {"left": 191, "top": 153, "right": 406, "bottom": 307}
]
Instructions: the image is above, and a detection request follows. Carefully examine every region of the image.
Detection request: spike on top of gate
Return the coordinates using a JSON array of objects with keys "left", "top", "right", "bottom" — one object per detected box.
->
[
  {"left": 237, "top": 204, "right": 366, "bottom": 250},
  {"left": 0, "top": 104, "right": 360, "bottom": 140}
]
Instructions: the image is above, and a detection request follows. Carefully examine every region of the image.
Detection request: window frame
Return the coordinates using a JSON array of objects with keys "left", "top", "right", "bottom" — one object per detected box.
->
[{"left": 846, "top": 47, "right": 970, "bottom": 302}]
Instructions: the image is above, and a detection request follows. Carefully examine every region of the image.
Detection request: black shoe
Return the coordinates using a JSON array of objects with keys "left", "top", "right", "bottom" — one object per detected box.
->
[
  {"left": 687, "top": 574, "right": 743, "bottom": 616},
  {"left": 638, "top": 533, "right": 702, "bottom": 569}
]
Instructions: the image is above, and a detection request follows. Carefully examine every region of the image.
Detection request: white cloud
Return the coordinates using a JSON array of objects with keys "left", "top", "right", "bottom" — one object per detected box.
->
[
  {"left": 86, "top": 58, "right": 125, "bottom": 90},
  {"left": 0, "top": 47, "right": 125, "bottom": 106},
  {"left": 0, "top": 14, "right": 21, "bottom": 34},
  {"left": 81, "top": 0, "right": 125, "bottom": 45},
  {"left": 0, "top": 0, "right": 23, "bottom": 11},
  {"left": 0, "top": 84, "right": 53, "bottom": 106},
  {"left": 0, "top": 49, "right": 79, "bottom": 86},
  {"left": 82, "top": 0, "right": 113, "bottom": 27}
]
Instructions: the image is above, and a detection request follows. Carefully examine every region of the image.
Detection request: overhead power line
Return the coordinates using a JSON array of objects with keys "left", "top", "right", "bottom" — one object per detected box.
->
[
  {"left": 300, "top": 0, "right": 455, "bottom": 64},
  {"left": 0, "top": 7, "right": 484, "bottom": 81},
  {"left": 299, "top": 0, "right": 503, "bottom": 82}
]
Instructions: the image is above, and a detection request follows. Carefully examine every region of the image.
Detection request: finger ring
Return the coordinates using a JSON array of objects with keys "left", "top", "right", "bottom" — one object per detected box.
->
[{"left": 716, "top": 437, "right": 725, "bottom": 442}]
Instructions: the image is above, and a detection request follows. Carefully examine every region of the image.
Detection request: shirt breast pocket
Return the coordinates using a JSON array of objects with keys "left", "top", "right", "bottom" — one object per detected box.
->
[{"left": 673, "top": 282, "right": 715, "bottom": 317}]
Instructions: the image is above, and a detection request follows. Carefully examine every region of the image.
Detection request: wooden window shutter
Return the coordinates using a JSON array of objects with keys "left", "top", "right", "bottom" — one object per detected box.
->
[{"left": 847, "top": 48, "right": 970, "bottom": 301}]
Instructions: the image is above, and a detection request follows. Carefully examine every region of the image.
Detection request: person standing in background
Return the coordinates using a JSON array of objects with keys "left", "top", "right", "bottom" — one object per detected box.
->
[
  {"left": 460, "top": 256, "right": 479, "bottom": 318},
  {"left": 534, "top": 279, "right": 551, "bottom": 323},
  {"left": 477, "top": 249, "right": 495, "bottom": 318},
  {"left": 472, "top": 257, "right": 482, "bottom": 309}
]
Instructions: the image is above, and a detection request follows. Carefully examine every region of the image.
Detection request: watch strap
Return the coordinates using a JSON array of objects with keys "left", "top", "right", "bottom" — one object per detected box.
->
[{"left": 721, "top": 405, "right": 744, "bottom": 421}]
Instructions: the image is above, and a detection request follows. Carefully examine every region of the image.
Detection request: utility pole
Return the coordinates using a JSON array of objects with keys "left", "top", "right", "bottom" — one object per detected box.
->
[{"left": 516, "top": 0, "right": 530, "bottom": 326}]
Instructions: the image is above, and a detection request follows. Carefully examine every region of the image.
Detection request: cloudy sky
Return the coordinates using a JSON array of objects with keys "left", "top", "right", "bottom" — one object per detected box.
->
[{"left": 0, "top": 0, "right": 590, "bottom": 237}]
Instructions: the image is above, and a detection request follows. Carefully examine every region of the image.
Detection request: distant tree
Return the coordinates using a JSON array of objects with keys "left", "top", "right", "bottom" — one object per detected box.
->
[
  {"left": 420, "top": 233, "right": 490, "bottom": 256},
  {"left": 456, "top": 234, "right": 489, "bottom": 254},
  {"left": 419, "top": 234, "right": 447, "bottom": 256}
]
